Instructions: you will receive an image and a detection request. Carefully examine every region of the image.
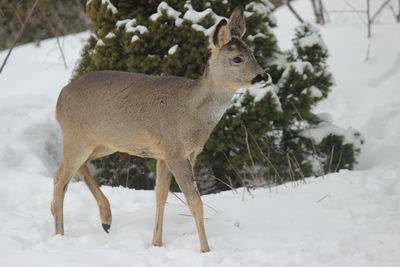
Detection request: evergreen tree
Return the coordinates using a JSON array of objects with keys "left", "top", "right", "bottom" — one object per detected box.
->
[{"left": 74, "top": 0, "right": 362, "bottom": 193}]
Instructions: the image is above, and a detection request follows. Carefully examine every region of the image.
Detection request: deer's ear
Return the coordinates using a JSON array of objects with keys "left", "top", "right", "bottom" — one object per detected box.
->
[
  {"left": 228, "top": 6, "right": 246, "bottom": 38},
  {"left": 211, "top": 19, "right": 231, "bottom": 48}
]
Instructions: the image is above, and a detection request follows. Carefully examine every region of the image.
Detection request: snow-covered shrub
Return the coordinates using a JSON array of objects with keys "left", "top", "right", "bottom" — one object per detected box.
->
[{"left": 74, "top": 0, "right": 362, "bottom": 193}]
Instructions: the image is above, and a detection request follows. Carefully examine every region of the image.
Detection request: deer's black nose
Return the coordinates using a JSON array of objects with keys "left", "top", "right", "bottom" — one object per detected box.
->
[{"left": 251, "top": 73, "right": 271, "bottom": 84}]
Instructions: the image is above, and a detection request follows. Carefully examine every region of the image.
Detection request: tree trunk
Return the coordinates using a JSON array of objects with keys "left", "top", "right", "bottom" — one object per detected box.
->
[
  {"left": 311, "top": 0, "right": 326, "bottom": 24},
  {"left": 397, "top": 0, "right": 400, "bottom": 22}
]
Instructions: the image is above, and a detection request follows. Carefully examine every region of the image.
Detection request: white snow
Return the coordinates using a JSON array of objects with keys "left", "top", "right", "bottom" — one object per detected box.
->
[
  {"left": 279, "top": 61, "right": 314, "bottom": 85},
  {"left": 150, "top": 1, "right": 226, "bottom": 36},
  {"left": 116, "top": 19, "right": 131, "bottom": 27},
  {"left": 247, "top": 32, "right": 267, "bottom": 42},
  {"left": 167, "top": 44, "right": 178, "bottom": 55},
  {"left": 100, "top": 0, "right": 118, "bottom": 14},
  {"left": 126, "top": 25, "right": 148, "bottom": 34},
  {"left": 302, "top": 86, "right": 323, "bottom": 98},
  {"left": 131, "top": 35, "right": 139, "bottom": 43},
  {"left": 150, "top": 1, "right": 183, "bottom": 26},
  {"left": 191, "top": 23, "right": 215, "bottom": 36},
  {"left": 298, "top": 31, "right": 327, "bottom": 50},
  {"left": 246, "top": 0, "right": 277, "bottom": 25},
  {"left": 183, "top": 2, "right": 225, "bottom": 24},
  {"left": 116, "top": 19, "right": 148, "bottom": 43},
  {"left": 116, "top": 19, "right": 148, "bottom": 34},
  {"left": 1, "top": 0, "right": 400, "bottom": 266},
  {"left": 300, "top": 122, "right": 362, "bottom": 148},
  {"left": 96, "top": 39, "right": 105, "bottom": 46},
  {"left": 246, "top": 1, "right": 274, "bottom": 16},
  {"left": 105, "top": 32, "right": 116, "bottom": 39}
]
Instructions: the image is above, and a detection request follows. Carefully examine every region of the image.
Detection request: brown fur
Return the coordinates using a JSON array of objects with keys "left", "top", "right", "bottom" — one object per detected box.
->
[{"left": 51, "top": 7, "right": 270, "bottom": 252}]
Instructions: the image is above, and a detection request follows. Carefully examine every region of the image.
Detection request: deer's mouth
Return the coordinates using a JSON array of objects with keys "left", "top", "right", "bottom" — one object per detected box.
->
[
  {"left": 249, "top": 73, "right": 272, "bottom": 89},
  {"left": 251, "top": 73, "right": 271, "bottom": 85}
]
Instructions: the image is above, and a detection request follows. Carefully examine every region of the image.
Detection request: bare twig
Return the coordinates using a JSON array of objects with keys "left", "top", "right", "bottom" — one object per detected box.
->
[
  {"left": 172, "top": 192, "right": 187, "bottom": 206},
  {"left": 371, "top": 0, "right": 393, "bottom": 23},
  {"left": 11, "top": 4, "right": 24, "bottom": 27},
  {"left": 178, "top": 213, "right": 209, "bottom": 220},
  {"left": 243, "top": 162, "right": 257, "bottom": 184},
  {"left": 317, "top": 194, "right": 332, "bottom": 203},
  {"left": 388, "top": 4, "right": 399, "bottom": 20},
  {"left": 202, "top": 201, "right": 219, "bottom": 214},
  {"left": 225, "top": 175, "right": 236, "bottom": 192},
  {"left": 173, "top": 191, "right": 217, "bottom": 213},
  {"left": 366, "top": 0, "right": 372, "bottom": 38},
  {"left": 288, "top": 100, "right": 325, "bottom": 175},
  {"left": 342, "top": 0, "right": 368, "bottom": 25},
  {"left": 328, "top": 145, "right": 335, "bottom": 173},
  {"left": 38, "top": 7, "right": 68, "bottom": 69},
  {"left": 365, "top": 35, "right": 372, "bottom": 61},
  {"left": 0, "top": 0, "right": 40, "bottom": 74},
  {"left": 212, "top": 175, "right": 237, "bottom": 193},
  {"left": 221, "top": 151, "right": 247, "bottom": 186},
  {"left": 242, "top": 123, "right": 260, "bottom": 182},
  {"left": 238, "top": 163, "right": 254, "bottom": 198},
  {"left": 286, "top": 154, "right": 295, "bottom": 184},
  {"left": 326, "top": 10, "right": 367, "bottom": 13},
  {"left": 334, "top": 150, "right": 343, "bottom": 173},
  {"left": 286, "top": 0, "right": 305, "bottom": 23},
  {"left": 288, "top": 151, "right": 306, "bottom": 183},
  {"left": 246, "top": 130, "right": 283, "bottom": 183},
  {"left": 398, "top": 0, "right": 400, "bottom": 22}
]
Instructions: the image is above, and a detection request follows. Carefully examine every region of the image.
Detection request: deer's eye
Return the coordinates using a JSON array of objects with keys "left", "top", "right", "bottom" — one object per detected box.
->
[{"left": 233, "top": 57, "right": 243, "bottom": 63}]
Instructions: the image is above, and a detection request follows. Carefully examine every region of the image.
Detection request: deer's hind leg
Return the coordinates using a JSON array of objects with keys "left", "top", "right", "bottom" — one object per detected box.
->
[
  {"left": 51, "top": 140, "right": 92, "bottom": 235},
  {"left": 78, "top": 162, "right": 112, "bottom": 233}
]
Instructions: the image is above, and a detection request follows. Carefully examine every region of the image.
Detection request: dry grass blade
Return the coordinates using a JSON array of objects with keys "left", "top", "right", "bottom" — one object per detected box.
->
[
  {"left": 172, "top": 192, "right": 187, "bottom": 206},
  {"left": 334, "top": 150, "right": 343, "bottom": 173},
  {"left": 288, "top": 151, "right": 306, "bottom": 183},
  {"left": 288, "top": 100, "right": 325, "bottom": 177},
  {"left": 328, "top": 145, "right": 335, "bottom": 173},
  {"left": 242, "top": 123, "right": 260, "bottom": 183},
  {"left": 212, "top": 175, "right": 237, "bottom": 193},
  {"left": 246, "top": 130, "right": 283, "bottom": 183}
]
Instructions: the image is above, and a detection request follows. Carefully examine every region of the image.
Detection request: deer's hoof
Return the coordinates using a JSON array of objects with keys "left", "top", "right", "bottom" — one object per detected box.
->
[{"left": 102, "top": 223, "right": 111, "bottom": 233}]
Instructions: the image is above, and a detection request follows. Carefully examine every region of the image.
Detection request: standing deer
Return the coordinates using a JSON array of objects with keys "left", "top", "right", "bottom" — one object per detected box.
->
[{"left": 52, "top": 6, "right": 270, "bottom": 252}]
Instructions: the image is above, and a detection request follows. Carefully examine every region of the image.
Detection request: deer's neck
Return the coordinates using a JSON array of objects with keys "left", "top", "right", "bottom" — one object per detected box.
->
[{"left": 190, "top": 65, "right": 235, "bottom": 126}]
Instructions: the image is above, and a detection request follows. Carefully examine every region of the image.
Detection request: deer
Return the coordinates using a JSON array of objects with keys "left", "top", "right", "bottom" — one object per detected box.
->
[{"left": 52, "top": 6, "right": 270, "bottom": 252}]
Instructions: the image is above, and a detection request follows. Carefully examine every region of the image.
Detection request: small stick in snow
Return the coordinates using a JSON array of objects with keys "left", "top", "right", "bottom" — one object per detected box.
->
[
  {"left": 172, "top": 192, "right": 187, "bottom": 206},
  {"left": 316, "top": 194, "right": 332, "bottom": 203}
]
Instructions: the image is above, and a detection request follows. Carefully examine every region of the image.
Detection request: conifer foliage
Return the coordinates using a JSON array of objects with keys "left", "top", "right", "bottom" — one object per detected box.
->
[{"left": 74, "top": 0, "right": 362, "bottom": 193}]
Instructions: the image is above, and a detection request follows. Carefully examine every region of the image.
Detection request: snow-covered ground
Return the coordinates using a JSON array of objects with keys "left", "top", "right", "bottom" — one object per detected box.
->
[{"left": 0, "top": 1, "right": 399, "bottom": 266}]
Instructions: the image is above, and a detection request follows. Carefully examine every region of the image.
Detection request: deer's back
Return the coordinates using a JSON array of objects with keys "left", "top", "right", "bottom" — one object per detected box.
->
[{"left": 56, "top": 71, "right": 197, "bottom": 154}]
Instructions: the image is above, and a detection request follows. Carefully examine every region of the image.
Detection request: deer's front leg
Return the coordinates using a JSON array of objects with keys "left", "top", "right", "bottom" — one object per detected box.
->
[
  {"left": 152, "top": 159, "right": 172, "bottom": 247},
  {"left": 165, "top": 156, "right": 210, "bottom": 252}
]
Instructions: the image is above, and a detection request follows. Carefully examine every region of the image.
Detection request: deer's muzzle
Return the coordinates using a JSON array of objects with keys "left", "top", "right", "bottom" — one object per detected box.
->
[{"left": 251, "top": 73, "right": 271, "bottom": 85}]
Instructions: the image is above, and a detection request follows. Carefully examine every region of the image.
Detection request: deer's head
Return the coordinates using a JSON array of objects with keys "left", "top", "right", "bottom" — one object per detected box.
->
[{"left": 209, "top": 6, "right": 271, "bottom": 91}]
